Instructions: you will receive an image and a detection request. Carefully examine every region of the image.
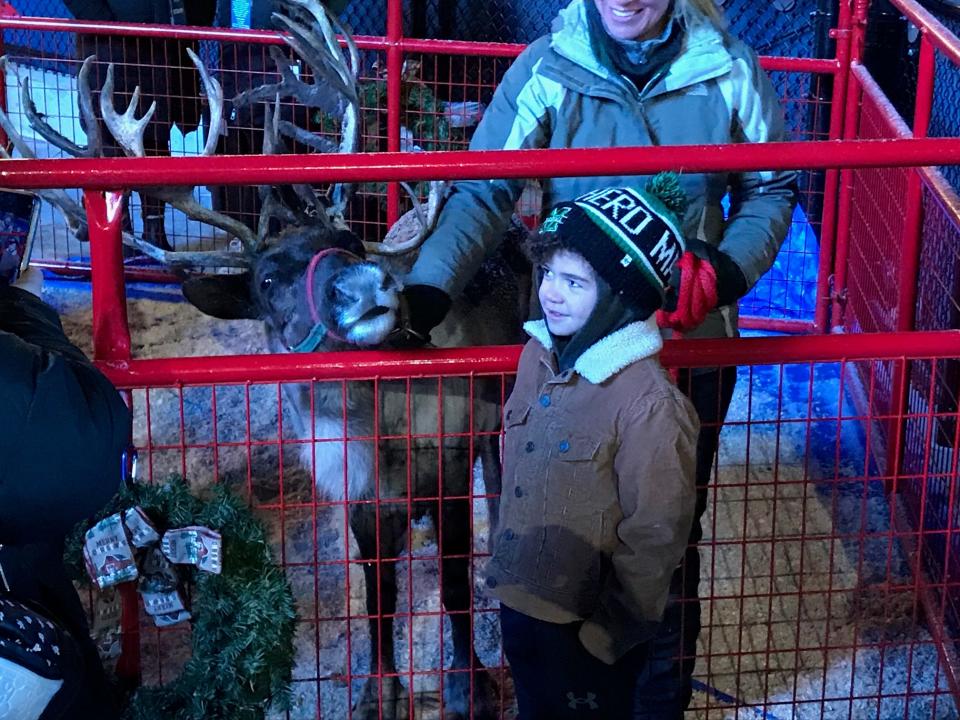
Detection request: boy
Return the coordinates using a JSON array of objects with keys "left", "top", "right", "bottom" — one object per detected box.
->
[{"left": 486, "top": 179, "right": 700, "bottom": 719}]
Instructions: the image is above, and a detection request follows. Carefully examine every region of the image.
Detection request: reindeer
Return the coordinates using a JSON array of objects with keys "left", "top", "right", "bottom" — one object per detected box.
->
[{"left": 1, "top": 2, "right": 527, "bottom": 717}]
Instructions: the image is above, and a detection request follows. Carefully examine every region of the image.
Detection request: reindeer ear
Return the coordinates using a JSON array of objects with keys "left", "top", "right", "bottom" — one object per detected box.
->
[{"left": 181, "top": 273, "right": 260, "bottom": 320}]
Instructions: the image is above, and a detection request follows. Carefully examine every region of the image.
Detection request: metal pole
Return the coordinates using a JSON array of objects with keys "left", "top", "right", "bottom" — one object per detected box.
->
[
  {"left": 85, "top": 189, "right": 131, "bottom": 362},
  {"left": 888, "top": 32, "right": 936, "bottom": 491},
  {"left": 830, "top": 0, "right": 871, "bottom": 332},
  {"left": 385, "top": 0, "right": 403, "bottom": 227},
  {"left": 814, "top": 0, "right": 852, "bottom": 333},
  {"left": 897, "top": 34, "right": 935, "bottom": 333}
]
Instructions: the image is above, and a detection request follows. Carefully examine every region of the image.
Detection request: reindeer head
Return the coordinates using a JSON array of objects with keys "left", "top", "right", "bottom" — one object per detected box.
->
[{"left": 181, "top": 223, "right": 405, "bottom": 352}]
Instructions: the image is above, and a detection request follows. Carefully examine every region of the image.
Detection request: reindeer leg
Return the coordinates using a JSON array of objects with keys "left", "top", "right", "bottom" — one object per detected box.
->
[
  {"left": 437, "top": 448, "right": 499, "bottom": 720},
  {"left": 350, "top": 504, "right": 409, "bottom": 720},
  {"left": 479, "top": 433, "right": 502, "bottom": 543}
]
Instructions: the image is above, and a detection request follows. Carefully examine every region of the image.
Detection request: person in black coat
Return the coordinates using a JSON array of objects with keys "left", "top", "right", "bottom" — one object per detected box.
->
[{"left": 0, "top": 269, "right": 131, "bottom": 719}]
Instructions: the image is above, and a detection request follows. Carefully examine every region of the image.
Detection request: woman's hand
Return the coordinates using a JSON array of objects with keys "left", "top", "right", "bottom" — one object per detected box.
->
[{"left": 656, "top": 239, "right": 746, "bottom": 332}]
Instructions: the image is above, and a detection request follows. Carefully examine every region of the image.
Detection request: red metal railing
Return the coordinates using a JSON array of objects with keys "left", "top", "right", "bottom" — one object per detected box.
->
[{"left": 98, "top": 331, "right": 960, "bottom": 719}]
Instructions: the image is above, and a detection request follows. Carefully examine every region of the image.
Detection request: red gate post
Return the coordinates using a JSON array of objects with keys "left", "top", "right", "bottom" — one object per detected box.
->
[
  {"left": 887, "top": 33, "right": 935, "bottom": 494},
  {"left": 385, "top": 0, "right": 403, "bottom": 227},
  {"left": 85, "top": 188, "right": 131, "bottom": 362},
  {"left": 814, "top": 0, "right": 854, "bottom": 333},
  {"left": 830, "top": 0, "right": 870, "bottom": 334},
  {"left": 85, "top": 187, "right": 139, "bottom": 682}
]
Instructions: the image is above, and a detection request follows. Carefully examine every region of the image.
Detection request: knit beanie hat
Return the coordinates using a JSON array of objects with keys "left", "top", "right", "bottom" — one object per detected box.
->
[{"left": 537, "top": 174, "right": 688, "bottom": 317}]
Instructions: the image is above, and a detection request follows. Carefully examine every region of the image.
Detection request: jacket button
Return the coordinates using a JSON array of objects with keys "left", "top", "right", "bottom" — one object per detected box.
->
[
  {"left": 514, "top": 486, "right": 523, "bottom": 498},
  {"left": 503, "top": 528, "right": 515, "bottom": 541},
  {"left": 559, "top": 439, "right": 570, "bottom": 453},
  {"left": 486, "top": 576, "right": 498, "bottom": 589},
  {"left": 539, "top": 394, "right": 551, "bottom": 407},
  {"left": 525, "top": 441, "right": 535, "bottom": 453}
]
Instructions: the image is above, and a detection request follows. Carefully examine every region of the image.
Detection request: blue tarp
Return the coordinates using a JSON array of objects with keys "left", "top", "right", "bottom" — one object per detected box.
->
[{"left": 739, "top": 203, "right": 820, "bottom": 322}]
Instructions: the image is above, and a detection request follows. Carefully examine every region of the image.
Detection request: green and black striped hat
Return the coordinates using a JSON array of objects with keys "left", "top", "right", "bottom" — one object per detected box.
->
[{"left": 539, "top": 173, "right": 688, "bottom": 314}]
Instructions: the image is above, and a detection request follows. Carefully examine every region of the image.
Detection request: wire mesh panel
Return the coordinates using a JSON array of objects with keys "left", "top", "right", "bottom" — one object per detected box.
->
[
  {"left": 73, "top": 339, "right": 952, "bottom": 719},
  {"left": 1, "top": 18, "right": 826, "bottom": 318},
  {"left": 902, "top": 353, "right": 960, "bottom": 676},
  {"left": 0, "top": 29, "right": 225, "bottom": 264},
  {"left": 842, "top": 82, "right": 909, "bottom": 338},
  {"left": 124, "top": 369, "right": 512, "bottom": 718},
  {"left": 931, "top": 12, "right": 960, "bottom": 195},
  {"left": 739, "top": 69, "right": 831, "bottom": 324},
  {"left": 403, "top": 0, "right": 827, "bottom": 59},
  {"left": 688, "top": 354, "right": 959, "bottom": 719}
]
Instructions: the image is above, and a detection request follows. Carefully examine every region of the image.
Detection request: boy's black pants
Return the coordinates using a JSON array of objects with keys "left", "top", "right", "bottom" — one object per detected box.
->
[
  {"left": 500, "top": 604, "right": 649, "bottom": 719},
  {"left": 633, "top": 366, "right": 738, "bottom": 718}
]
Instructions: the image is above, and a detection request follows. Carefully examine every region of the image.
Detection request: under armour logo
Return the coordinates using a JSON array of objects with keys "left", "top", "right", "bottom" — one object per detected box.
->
[{"left": 566, "top": 691, "right": 600, "bottom": 710}]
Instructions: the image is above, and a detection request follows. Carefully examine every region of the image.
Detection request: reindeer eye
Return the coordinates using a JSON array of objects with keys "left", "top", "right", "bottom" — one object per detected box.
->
[{"left": 260, "top": 276, "right": 274, "bottom": 291}]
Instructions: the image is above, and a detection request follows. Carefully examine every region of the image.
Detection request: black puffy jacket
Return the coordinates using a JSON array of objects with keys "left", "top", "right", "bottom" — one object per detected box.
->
[
  {"left": 0, "top": 285, "right": 130, "bottom": 718},
  {"left": 0, "top": 286, "right": 129, "bottom": 546}
]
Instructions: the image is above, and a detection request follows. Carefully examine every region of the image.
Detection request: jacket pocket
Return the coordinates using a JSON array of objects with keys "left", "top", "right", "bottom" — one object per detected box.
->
[
  {"left": 503, "top": 401, "right": 531, "bottom": 428},
  {"left": 500, "top": 401, "right": 532, "bottom": 484},
  {"left": 546, "top": 434, "right": 605, "bottom": 513}
]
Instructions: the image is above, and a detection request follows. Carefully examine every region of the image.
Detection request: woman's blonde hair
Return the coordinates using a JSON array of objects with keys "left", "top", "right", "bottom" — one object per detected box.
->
[{"left": 676, "top": 0, "right": 727, "bottom": 30}]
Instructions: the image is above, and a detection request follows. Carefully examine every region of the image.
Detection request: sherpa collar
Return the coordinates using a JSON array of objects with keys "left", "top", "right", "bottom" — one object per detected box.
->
[{"left": 524, "top": 316, "right": 663, "bottom": 384}]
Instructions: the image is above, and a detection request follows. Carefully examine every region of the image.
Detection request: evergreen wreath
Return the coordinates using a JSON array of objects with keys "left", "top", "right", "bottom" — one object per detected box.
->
[{"left": 66, "top": 479, "right": 297, "bottom": 720}]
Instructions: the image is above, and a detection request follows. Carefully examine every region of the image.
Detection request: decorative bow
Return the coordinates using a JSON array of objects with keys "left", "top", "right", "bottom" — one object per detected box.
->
[{"left": 82, "top": 507, "right": 222, "bottom": 628}]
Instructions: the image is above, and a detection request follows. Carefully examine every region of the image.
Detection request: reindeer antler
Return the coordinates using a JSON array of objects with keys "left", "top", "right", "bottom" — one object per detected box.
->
[
  {"left": 21, "top": 55, "right": 102, "bottom": 159},
  {"left": 363, "top": 180, "right": 449, "bottom": 256},
  {"left": 0, "top": 55, "right": 93, "bottom": 241},
  {"left": 237, "top": 0, "right": 360, "bottom": 220},
  {"left": 256, "top": 95, "right": 328, "bottom": 240},
  {"left": 98, "top": 47, "right": 259, "bottom": 256},
  {"left": 0, "top": 51, "right": 260, "bottom": 268}
]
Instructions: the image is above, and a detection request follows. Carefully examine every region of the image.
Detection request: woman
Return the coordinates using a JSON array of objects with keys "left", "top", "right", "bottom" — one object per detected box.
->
[{"left": 399, "top": 1, "right": 797, "bottom": 716}]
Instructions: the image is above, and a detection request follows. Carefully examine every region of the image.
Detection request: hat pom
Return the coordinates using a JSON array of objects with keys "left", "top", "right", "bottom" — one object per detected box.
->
[{"left": 645, "top": 172, "right": 689, "bottom": 219}]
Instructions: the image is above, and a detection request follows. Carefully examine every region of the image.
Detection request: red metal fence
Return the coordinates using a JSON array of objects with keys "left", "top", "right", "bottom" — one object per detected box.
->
[
  {"left": 92, "top": 334, "right": 960, "bottom": 719},
  {"left": 3, "top": 0, "right": 960, "bottom": 717}
]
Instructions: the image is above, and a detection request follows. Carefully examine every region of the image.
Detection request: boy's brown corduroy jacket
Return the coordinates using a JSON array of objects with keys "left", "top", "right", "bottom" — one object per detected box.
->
[{"left": 486, "top": 317, "right": 699, "bottom": 664}]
